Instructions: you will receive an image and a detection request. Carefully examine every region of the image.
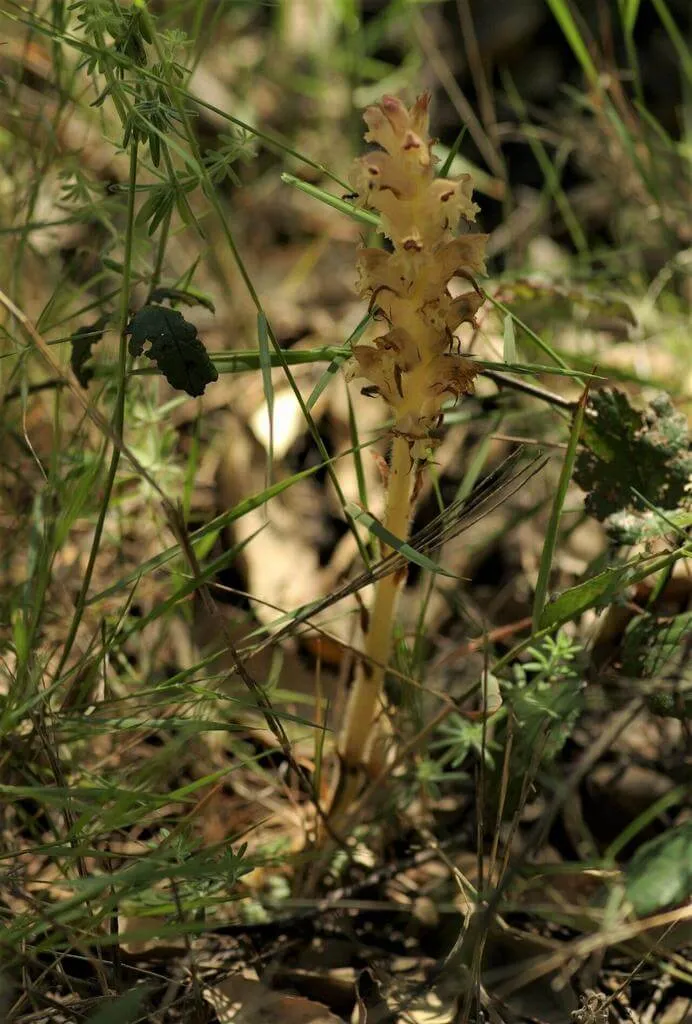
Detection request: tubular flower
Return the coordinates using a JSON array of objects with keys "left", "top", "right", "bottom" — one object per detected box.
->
[{"left": 347, "top": 93, "right": 487, "bottom": 459}]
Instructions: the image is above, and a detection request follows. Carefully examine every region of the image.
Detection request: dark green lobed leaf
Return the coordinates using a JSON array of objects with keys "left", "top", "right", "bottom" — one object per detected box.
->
[
  {"left": 126, "top": 305, "right": 218, "bottom": 397},
  {"left": 575, "top": 389, "right": 692, "bottom": 522}
]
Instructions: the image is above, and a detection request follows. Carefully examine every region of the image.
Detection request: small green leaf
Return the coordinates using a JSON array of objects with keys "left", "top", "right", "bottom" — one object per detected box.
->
[
  {"left": 137, "top": 9, "right": 154, "bottom": 45},
  {"left": 149, "top": 130, "right": 161, "bottom": 168},
  {"left": 539, "top": 565, "right": 627, "bottom": 631},
  {"left": 84, "top": 987, "right": 149, "bottom": 1024},
  {"left": 113, "top": 8, "right": 149, "bottom": 66},
  {"left": 626, "top": 822, "right": 692, "bottom": 917},
  {"left": 538, "top": 550, "right": 689, "bottom": 631},
  {"left": 70, "top": 315, "right": 110, "bottom": 388},
  {"left": 482, "top": 292, "right": 573, "bottom": 371},
  {"left": 135, "top": 184, "right": 175, "bottom": 235},
  {"left": 211, "top": 346, "right": 347, "bottom": 375},
  {"left": 102, "top": 257, "right": 124, "bottom": 274},
  {"left": 12, "top": 608, "right": 29, "bottom": 665},
  {"left": 126, "top": 305, "right": 218, "bottom": 397}
]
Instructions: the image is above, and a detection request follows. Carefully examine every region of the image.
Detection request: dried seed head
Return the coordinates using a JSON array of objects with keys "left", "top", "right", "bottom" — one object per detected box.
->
[{"left": 346, "top": 93, "right": 487, "bottom": 457}]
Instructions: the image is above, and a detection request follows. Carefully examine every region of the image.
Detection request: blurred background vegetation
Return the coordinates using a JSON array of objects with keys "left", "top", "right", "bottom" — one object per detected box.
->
[{"left": 1, "top": 2, "right": 691, "bottom": 1023}]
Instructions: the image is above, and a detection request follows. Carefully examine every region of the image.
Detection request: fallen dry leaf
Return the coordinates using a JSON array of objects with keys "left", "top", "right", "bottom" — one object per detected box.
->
[{"left": 204, "top": 974, "right": 345, "bottom": 1024}]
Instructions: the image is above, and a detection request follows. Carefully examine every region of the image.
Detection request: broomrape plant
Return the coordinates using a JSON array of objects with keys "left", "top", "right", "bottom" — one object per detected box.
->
[{"left": 331, "top": 94, "right": 488, "bottom": 824}]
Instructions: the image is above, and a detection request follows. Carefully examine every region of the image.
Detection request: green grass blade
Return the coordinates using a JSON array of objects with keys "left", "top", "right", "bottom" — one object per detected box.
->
[
  {"left": 475, "top": 357, "right": 601, "bottom": 379},
  {"left": 455, "top": 412, "right": 505, "bottom": 504},
  {"left": 481, "top": 293, "right": 573, "bottom": 372},
  {"left": 257, "top": 312, "right": 274, "bottom": 486},
  {"left": 306, "top": 314, "right": 371, "bottom": 411},
  {"left": 125, "top": 346, "right": 348, "bottom": 376},
  {"left": 525, "top": 128, "right": 589, "bottom": 255},
  {"left": 621, "top": 0, "right": 642, "bottom": 35},
  {"left": 544, "top": 0, "right": 600, "bottom": 86},
  {"left": 345, "top": 383, "right": 370, "bottom": 514},
  {"left": 438, "top": 124, "right": 469, "bottom": 178},
  {"left": 532, "top": 387, "right": 587, "bottom": 632},
  {"left": 502, "top": 313, "right": 517, "bottom": 364},
  {"left": 651, "top": 0, "right": 692, "bottom": 87},
  {"left": 281, "top": 173, "right": 380, "bottom": 227},
  {"left": 605, "top": 785, "right": 687, "bottom": 862},
  {"left": 345, "top": 502, "right": 459, "bottom": 579}
]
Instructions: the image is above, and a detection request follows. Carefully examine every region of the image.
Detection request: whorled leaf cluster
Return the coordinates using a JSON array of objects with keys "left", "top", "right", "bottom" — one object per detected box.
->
[{"left": 347, "top": 93, "right": 488, "bottom": 458}]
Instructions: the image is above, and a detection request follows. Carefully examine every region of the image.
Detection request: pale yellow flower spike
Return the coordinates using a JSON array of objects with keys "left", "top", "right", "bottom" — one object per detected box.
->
[
  {"left": 346, "top": 92, "right": 487, "bottom": 461},
  {"left": 329, "top": 94, "right": 487, "bottom": 831}
]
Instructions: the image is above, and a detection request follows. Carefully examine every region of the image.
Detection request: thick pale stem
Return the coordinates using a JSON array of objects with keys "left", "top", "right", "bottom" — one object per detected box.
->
[{"left": 332, "top": 435, "right": 414, "bottom": 816}]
